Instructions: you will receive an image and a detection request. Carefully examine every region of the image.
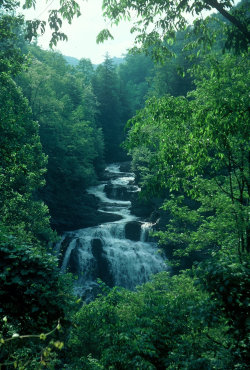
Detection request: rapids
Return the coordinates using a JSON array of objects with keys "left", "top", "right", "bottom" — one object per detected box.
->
[{"left": 57, "top": 164, "right": 167, "bottom": 301}]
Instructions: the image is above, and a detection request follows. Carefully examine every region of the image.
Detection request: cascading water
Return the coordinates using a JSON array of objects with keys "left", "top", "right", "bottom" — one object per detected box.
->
[{"left": 58, "top": 164, "right": 167, "bottom": 301}]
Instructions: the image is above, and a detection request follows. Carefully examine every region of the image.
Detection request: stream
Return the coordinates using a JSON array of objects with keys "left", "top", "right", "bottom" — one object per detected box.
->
[{"left": 57, "top": 164, "right": 167, "bottom": 301}]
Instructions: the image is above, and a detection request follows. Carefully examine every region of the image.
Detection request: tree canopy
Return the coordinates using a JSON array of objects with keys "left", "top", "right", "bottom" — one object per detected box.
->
[
  {"left": 125, "top": 51, "right": 249, "bottom": 261},
  {"left": 23, "top": 0, "right": 81, "bottom": 46},
  {"left": 99, "top": 0, "right": 250, "bottom": 56}
]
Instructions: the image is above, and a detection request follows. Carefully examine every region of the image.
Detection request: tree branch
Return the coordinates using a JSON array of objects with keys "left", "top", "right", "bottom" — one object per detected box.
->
[
  {"left": 2, "top": 320, "right": 61, "bottom": 344},
  {"left": 204, "top": 0, "right": 250, "bottom": 42}
]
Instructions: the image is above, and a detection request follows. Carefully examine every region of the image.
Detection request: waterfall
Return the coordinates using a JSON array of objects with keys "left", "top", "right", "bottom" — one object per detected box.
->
[
  {"left": 140, "top": 222, "right": 154, "bottom": 242},
  {"left": 58, "top": 164, "right": 167, "bottom": 301}
]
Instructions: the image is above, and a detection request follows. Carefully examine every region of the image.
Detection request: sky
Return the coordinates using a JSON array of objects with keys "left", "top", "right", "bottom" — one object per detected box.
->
[
  {"left": 19, "top": 0, "right": 234, "bottom": 65},
  {"left": 19, "top": 0, "right": 136, "bottom": 64}
]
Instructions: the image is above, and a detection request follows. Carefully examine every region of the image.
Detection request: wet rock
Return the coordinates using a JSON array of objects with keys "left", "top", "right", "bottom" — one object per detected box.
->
[
  {"left": 100, "top": 162, "right": 133, "bottom": 181},
  {"left": 53, "top": 207, "right": 122, "bottom": 232},
  {"left": 104, "top": 184, "right": 131, "bottom": 201},
  {"left": 91, "top": 239, "right": 114, "bottom": 287},
  {"left": 67, "top": 239, "right": 81, "bottom": 274},
  {"left": 50, "top": 192, "right": 101, "bottom": 232},
  {"left": 91, "top": 238, "right": 103, "bottom": 257},
  {"left": 119, "top": 162, "right": 131, "bottom": 172},
  {"left": 130, "top": 194, "right": 155, "bottom": 218},
  {"left": 125, "top": 221, "right": 142, "bottom": 241},
  {"left": 95, "top": 211, "right": 122, "bottom": 224}
]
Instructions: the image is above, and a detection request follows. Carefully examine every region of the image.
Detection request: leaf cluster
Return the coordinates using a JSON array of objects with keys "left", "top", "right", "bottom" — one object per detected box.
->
[
  {"left": 125, "top": 51, "right": 249, "bottom": 262},
  {"left": 16, "top": 46, "right": 105, "bottom": 231},
  {"left": 0, "top": 223, "right": 77, "bottom": 368},
  {"left": 100, "top": 0, "right": 250, "bottom": 58},
  {"left": 22, "top": 0, "right": 81, "bottom": 47},
  {"left": 67, "top": 266, "right": 247, "bottom": 369}
]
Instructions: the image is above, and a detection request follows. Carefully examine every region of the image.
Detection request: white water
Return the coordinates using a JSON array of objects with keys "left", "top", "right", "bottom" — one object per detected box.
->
[{"left": 59, "top": 164, "right": 167, "bottom": 300}]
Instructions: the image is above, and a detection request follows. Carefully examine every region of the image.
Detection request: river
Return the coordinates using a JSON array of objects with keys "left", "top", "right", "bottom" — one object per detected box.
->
[{"left": 57, "top": 163, "right": 167, "bottom": 301}]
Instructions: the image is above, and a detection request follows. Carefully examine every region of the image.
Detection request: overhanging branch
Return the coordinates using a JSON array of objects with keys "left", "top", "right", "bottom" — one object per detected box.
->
[{"left": 204, "top": 0, "right": 250, "bottom": 42}]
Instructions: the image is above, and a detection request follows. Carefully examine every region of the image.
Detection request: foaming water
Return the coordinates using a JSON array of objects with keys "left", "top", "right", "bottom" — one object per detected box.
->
[{"left": 58, "top": 164, "right": 167, "bottom": 300}]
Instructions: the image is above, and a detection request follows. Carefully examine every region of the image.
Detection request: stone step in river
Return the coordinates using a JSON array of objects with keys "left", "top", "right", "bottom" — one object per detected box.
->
[{"left": 57, "top": 163, "right": 167, "bottom": 301}]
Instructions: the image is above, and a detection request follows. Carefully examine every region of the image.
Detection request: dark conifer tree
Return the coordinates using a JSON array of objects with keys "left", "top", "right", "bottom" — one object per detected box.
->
[{"left": 93, "top": 54, "right": 126, "bottom": 162}]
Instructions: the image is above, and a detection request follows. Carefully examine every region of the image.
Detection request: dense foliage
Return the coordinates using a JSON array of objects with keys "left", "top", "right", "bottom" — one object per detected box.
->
[
  {"left": 92, "top": 54, "right": 128, "bottom": 161},
  {"left": 67, "top": 47, "right": 249, "bottom": 370},
  {"left": 100, "top": 0, "right": 250, "bottom": 57},
  {"left": 125, "top": 52, "right": 249, "bottom": 261},
  {"left": 68, "top": 249, "right": 249, "bottom": 369},
  {"left": 17, "top": 47, "right": 105, "bottom": 231},
  {"left": 0, "top": 72, "right": 54, "bottom": 243}
]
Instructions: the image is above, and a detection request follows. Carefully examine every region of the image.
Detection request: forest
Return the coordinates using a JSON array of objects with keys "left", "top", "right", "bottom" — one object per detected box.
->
[{"left": 0, "top": 0, "right": 249, "bottom": 368}]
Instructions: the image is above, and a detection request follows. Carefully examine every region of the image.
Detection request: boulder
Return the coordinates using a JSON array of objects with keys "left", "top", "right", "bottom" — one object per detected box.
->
[
  {"left": 119, "top": 162, "right": 131, "bottom": 172},
  {"left": 104, "top": 183, "right": 131, "bottom": 201},
  {"left": 130, "top": 194, "right": 154, "bottom": 218},
  {"left": 91, "top": 239, "right": 114, "bottom": 286},
  {"left": 67, "top": 239, "right": 81, "bottom": 274},
  {"left": 95, "top": 211, "right": 122, "bottom": 224},
  {"left": 125, "top": 221, "right": 142, "bottom": 241}
]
